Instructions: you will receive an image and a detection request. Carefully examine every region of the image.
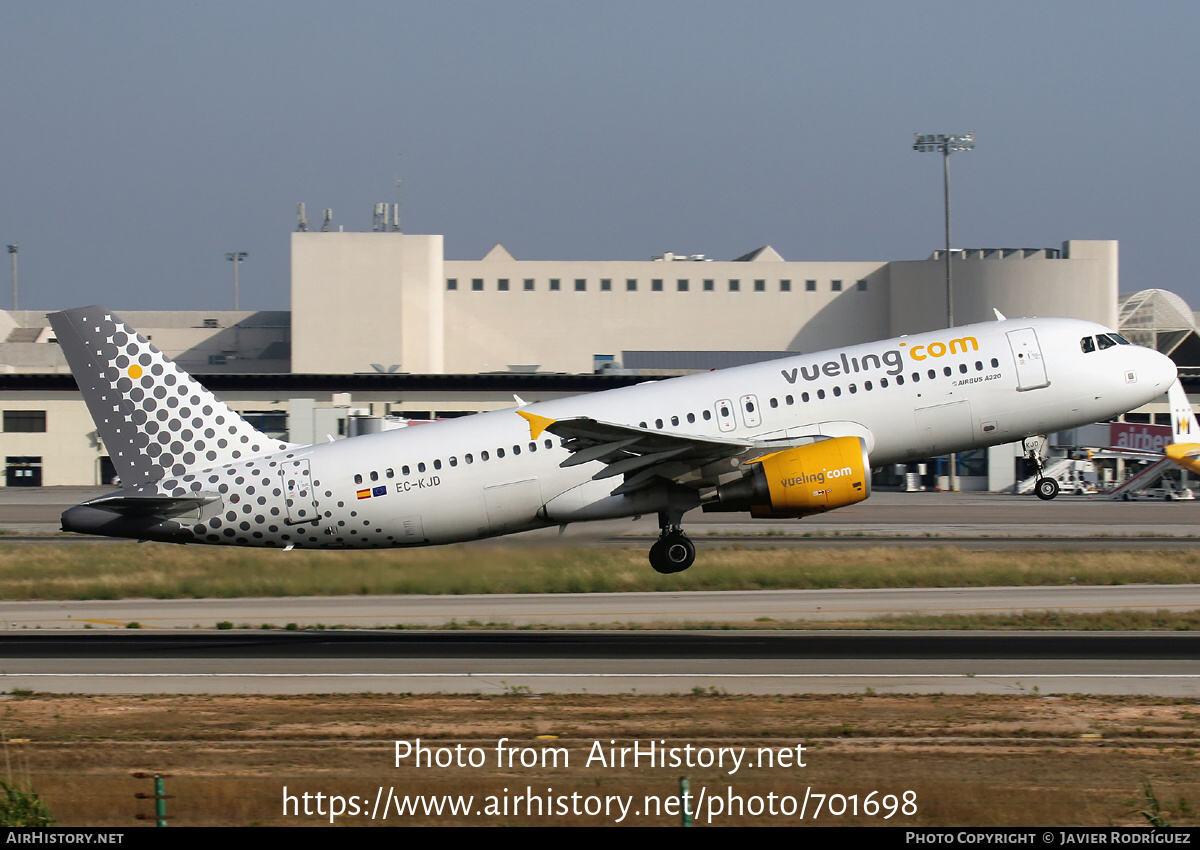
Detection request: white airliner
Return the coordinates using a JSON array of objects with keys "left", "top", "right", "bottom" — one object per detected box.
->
[{"left": 51, "top": 307, "right": 1176, "bottom": 572}]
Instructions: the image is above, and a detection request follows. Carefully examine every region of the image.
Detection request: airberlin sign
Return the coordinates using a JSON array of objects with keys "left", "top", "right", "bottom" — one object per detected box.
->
[{"left": 1110, "top": 422, "right": 1171, "bottom": 453}]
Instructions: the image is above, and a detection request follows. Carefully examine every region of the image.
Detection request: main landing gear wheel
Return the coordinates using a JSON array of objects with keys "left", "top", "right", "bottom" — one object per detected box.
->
[
  {"left": 649, "top": 532, "right": 696, "bottom": 574},
  {"left": 1035, "top": 477, "right": 1060, "bottom": 501}
]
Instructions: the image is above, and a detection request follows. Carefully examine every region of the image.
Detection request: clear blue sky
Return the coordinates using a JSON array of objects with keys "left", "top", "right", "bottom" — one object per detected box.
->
[{"left": 3, "top": 1, "right": 1197, "bottom": 312}]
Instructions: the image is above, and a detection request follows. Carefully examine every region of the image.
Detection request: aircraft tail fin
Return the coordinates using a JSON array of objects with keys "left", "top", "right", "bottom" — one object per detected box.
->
[
  {"left": 49, "top": 306, "right": 292, "bottom": 487},
  {"left": 1168, "top": 379, "right": 1198, "bottom": 443}
]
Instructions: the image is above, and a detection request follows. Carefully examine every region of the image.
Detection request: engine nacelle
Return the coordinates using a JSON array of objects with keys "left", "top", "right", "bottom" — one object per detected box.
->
[{"left": 703, "top": 436, "right": 871, "bottom": 518}]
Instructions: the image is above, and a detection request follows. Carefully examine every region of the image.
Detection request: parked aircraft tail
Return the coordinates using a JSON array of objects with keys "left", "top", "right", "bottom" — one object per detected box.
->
[
  {"left": 49, "top": 306, "right": 291, "bottom": 488},
  {"left": 1165, "top": 379, "right": 1200, "bottom": 475},
  {"left": 1168, "top": 379, "right": 1199, "bottom": 443}
]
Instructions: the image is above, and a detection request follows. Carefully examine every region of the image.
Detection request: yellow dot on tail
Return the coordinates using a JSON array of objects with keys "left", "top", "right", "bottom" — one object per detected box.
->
[{"left": 129, "top": 364, "right": 142, "bottom": 379}]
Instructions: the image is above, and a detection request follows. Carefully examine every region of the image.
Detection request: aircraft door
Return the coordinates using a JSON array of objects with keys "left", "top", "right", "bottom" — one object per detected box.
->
[
  {"left": 281, "top": 458, "right": 320, "bottom": 525},
  {"left": 715, "top": 399, "right": 736, "bottom": 432},
  {"left": 739, "top": 395, "right": 761, "bottom": 428},
  {"left": 1006, "top": 328, "right": 1050, "bottom": 391}
]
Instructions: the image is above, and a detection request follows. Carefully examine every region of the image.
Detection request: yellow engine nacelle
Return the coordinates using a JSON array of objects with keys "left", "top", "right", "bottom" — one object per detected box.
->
[{"left": 707, "top": 436, "right": 871, "bottom": 518}]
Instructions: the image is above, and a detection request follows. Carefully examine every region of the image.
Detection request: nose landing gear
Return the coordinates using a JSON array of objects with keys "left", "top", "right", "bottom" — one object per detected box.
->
[
  {"left": 1024, "top": 435, "right": 1060, "bottom": 501},
  {"left": 1035, "top": 477, "right": 1060, "bottom": 501}
]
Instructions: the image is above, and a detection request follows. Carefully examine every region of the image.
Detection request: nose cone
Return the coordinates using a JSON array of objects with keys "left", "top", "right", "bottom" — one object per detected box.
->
[{"left": 1144, "top": 347, "right": 1178, "bottom": 392}]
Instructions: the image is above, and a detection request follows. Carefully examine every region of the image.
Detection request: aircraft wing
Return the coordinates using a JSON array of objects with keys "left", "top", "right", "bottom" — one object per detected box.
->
[{"left": 518, "top": 411, "right": 820, "bottom": 496}]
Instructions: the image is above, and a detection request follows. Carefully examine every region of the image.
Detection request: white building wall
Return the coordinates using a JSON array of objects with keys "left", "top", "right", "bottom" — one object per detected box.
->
[
  {"left": 291, "top": 232, "right": 444, "bottom": 374},
  {"left": 888, "top": 241, "right": 1118, "bottom": 336},
  {"left": 0, "top": 395, "right": 108, "bottom": 486},
  {"left": 442, "top": 258, "right": 891, "bottom": 374}
]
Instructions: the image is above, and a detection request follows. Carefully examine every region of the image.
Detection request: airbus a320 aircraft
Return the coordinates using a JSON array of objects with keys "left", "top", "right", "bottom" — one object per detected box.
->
[{"left": 52, "top": 307, "right": 1175, "bottom": 573}]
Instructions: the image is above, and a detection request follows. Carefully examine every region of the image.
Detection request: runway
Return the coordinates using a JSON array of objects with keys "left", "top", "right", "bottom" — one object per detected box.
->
[
  {"left": 4, "top": 584, "right": 1200, "bottom": 629},
  {"left": 1, "top": 488, "right": 1198, "bottom": 696},
  {"left": 1, "top": 630, "right": 1197, "bottom": 696}
]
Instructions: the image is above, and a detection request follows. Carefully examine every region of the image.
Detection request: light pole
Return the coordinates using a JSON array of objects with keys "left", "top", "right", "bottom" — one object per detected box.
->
[
  {"left": 6, "top": 244, "right": 17, "bottom": 311},
  {"left": 913, "top": 132, "right": 974, "bottom": 492},
  {"left": 225, "top": 252, "right": 248, "bottom": 310}
]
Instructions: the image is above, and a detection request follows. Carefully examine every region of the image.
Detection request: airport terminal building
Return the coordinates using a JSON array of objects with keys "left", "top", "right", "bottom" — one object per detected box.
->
[{"left": 0, "top": 223, "right": 1189, "bottom": 490}]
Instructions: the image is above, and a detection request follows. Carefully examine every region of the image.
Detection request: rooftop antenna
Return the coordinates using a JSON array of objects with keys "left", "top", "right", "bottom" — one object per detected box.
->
[
  {"left": 321, "top": 209, "right": 332, "bottom": 232},
  {"left": 296, "top": 203, "right": 308, "bottom": 232},
  {"left": 373, "top": 202, "right": 385, "bottom": 232},
  {"left": 393, "top": 177, "right": 402, "bottom": 232},
  {"left": 394, "top": 153, "right": 402, "bottom": 233}
]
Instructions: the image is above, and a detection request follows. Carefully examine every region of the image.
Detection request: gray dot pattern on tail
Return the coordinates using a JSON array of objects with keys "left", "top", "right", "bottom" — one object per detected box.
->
[{"left": 75, "top": 310, "right": 289, "bottom": 485}]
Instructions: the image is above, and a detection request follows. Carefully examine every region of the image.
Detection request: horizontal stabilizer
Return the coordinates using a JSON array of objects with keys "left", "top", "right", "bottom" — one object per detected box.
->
[{"left": 79, "top": 493, "right": 219, "bottom": 517}]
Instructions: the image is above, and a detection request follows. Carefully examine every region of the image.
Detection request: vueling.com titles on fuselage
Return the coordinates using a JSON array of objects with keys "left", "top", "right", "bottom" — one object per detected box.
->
[{"left": 780, "top": 336, "right": 980, "bottom": 385}]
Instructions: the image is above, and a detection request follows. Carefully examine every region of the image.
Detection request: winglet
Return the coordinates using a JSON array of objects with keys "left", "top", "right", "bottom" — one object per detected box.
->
[
  {"left": 517, "top": 410, "right": 556, "bottom": 439},
  {"left": 993, "top": 308, "right": 1007, "bottom": 321}
]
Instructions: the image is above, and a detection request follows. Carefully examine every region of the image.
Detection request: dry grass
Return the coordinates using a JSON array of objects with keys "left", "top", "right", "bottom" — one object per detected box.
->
[
  {"left": 3, "top": 692, "right": 1198, "bottom": 827},
  {"left": 1, "top": 543, "right": 1200, "bottom": 600}
]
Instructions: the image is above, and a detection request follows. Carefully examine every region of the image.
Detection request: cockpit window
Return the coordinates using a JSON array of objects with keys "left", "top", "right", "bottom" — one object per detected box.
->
[
  {"left": 1097, "top": 334, "right": 1117, "bottom": 350},
  {"left": 1080, "top": 336, "right": 1095, "bottom": 354},
  {"left": 1111, "top": 333, "right": 1131, "bottom": 345}
]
